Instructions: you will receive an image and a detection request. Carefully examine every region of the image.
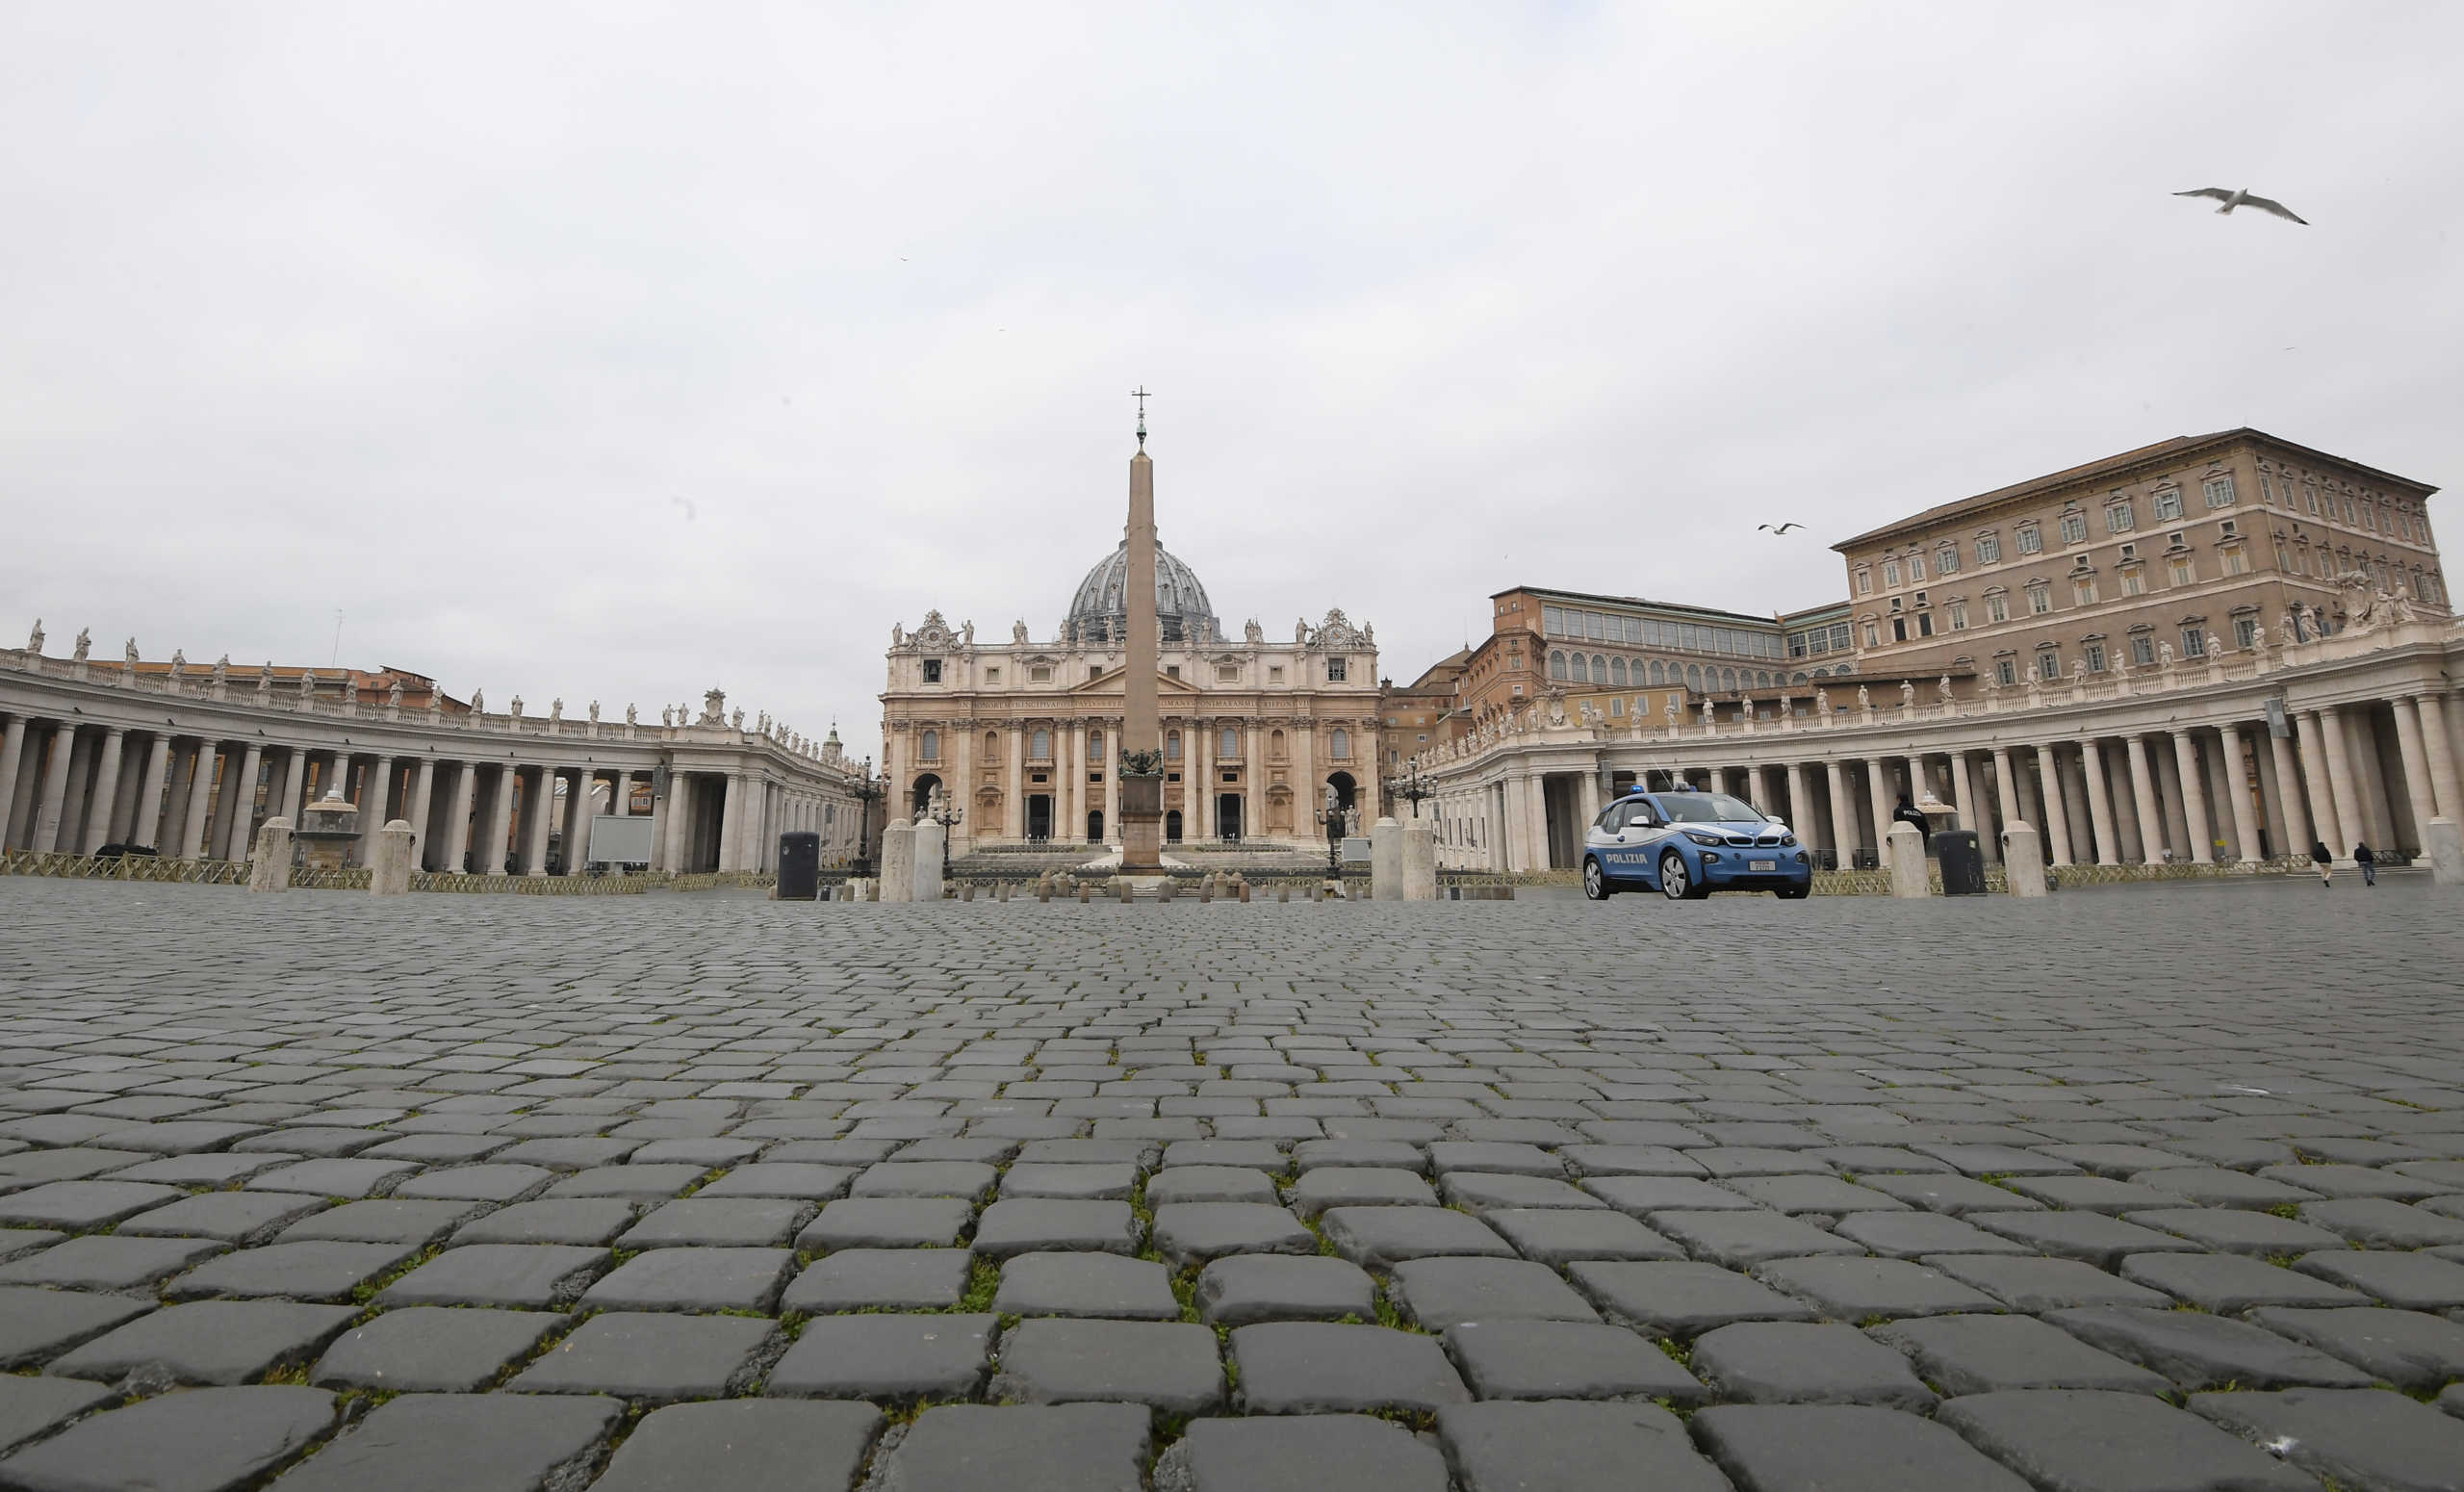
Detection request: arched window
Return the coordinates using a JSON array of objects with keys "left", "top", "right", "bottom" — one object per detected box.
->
[
  {"left": 1165, "top": 731, "right": 1181, "bottom": 760},
  {"left": 1794, "top": 671, "right": 1810, "bottom": 683},
  {"left": 985, "top": 731, "right": 999, "bottom": 755},
  {"left": 1686, "top": 664, "right": 1703, "bottom": 691},
  {"left": 1549, "top": 650, "right": 1568, "bottom": 680},
  {"left": 1219, "top": 727, "right": 1238, "bottom": 758},
  {"left": 1270, "top": 729, "right": 1286, "bottom": 759},
  {"left": 1090, "top": 730, "right": 1104, "bottom": 760},
  {"left": 1610, "top": 657, "right": 1629, "bottom": 685},
  {"left": 919, "top": 730, "right": 940, "bottom": 761},
  {"left": 1330, "top": 728, "right": 1349, "bottom": 758},
  {"left": 1648, "top": 660, "right": 1665, "bottom": 686},
  {"left": 1031, "top": 728, "right": 1051, "bottom": 759},
  {"left": 1722, "top": 668, "right": 1737, "bottom": 691},
  {"left": 1589, "top": 654, "right": 1607, "bottom": 682}
]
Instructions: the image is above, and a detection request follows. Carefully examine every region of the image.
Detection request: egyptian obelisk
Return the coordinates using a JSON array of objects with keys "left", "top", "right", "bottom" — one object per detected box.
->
[{"left": 1118, "top": 389, "right": 1165, "bottom": 870}]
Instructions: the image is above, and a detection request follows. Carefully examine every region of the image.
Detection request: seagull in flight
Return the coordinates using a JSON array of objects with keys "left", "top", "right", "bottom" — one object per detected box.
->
[
  {"left": 1758, "top": 522, "right": 1804, "bottom": 534},
  {"left": 2173, "top": 187, "right": 2308, "bottom": 224},
  {"left": 670, "top": 496, "right": 698, "bottom": 522}
]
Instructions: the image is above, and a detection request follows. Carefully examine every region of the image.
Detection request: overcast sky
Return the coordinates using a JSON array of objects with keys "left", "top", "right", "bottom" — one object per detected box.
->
[{"left": 6, "top": 3, "right": 2458, "bottom": 751}]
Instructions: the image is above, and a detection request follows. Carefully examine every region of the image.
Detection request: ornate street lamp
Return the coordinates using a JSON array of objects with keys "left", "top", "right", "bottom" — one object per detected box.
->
[
  {"left": 1387, "top": 761, "right": 1433, "bottom": 818},
  {"left": 847, "top": 761, "right": 886, "bottom": 875},
  {"left": 926, "top": 786, "right": 962, "bottom": 882},
  {"left": 1314, "top": 782, "right": 1346, "bottom": 881}
]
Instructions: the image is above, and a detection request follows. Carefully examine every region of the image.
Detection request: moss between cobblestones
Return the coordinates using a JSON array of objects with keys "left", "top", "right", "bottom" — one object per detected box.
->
[{"left": 350, "top": 1242, "right": 443, "bottom": 1304}]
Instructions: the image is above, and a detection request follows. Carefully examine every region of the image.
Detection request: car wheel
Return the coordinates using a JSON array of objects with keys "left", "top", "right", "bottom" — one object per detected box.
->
[
  {"left": 1657, "top": 852, "right": 1690, "bottom": 901},
  {"left": 1583, "top": 858, "right": 1614, "bottom": 900},
  {"left": 1774, "top": 885, "right": 1810, "bottom": 900}
]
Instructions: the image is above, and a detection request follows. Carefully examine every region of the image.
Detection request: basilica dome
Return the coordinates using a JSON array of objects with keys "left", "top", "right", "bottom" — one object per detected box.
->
[{"left": 1065, "top": 539, "right": 1220, "bottom": 644}]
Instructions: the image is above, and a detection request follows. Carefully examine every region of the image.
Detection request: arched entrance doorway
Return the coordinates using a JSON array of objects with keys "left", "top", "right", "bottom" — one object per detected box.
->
[
  {"left": 1087, "top": 810, "right": 1104, "bottom": 844},
  {"left": 1325, "top": 772, "right": 1358, "bottom": 839},
  {"left": 1027, "top": 795, "right": 1052, "bottom": 841},
  {"left": 1216, "top": 794, "right": 1242, "bottom": 842},
  {"left": 909, "top": 775, "right": 941, "bottom": 818},
  {"left": 1165, "top": 810, "right": 1183, "bottom": 842}
]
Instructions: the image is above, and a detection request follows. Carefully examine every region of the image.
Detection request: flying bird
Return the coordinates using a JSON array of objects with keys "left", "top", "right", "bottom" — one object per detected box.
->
[
  {"left": 2173, "top": 187, "right": 2307, "bottom": 224},
  {"left": 670, "top": 496, "right": 698, "bottom": 522},
  {"left": 1758, "top": 523, "right": 1803, "bottom": 534}
]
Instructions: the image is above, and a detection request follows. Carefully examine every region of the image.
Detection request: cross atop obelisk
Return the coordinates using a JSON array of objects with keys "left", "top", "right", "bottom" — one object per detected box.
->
[{"left": 1118, "top": 387, "right": 1165, "bottom": 868}]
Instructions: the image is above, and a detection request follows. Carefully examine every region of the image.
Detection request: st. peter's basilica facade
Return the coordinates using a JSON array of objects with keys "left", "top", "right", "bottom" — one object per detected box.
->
[{"left": 880, "top": 536, "right": 1381, "bottom": 854}]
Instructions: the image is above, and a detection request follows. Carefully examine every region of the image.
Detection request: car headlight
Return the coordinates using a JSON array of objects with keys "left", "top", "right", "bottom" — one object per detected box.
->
[
  {"left": 1780, "top": 835, "right": 1798, "bottom": 847},
  {"left": 1682, "top": 831, "right": 1723, "bottom": 846}
]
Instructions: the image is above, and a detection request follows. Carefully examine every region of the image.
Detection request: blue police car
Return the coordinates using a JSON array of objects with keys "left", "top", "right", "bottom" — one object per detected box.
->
[{"left": 1582, "top": 786, "right": 1812, "bottom": 901}]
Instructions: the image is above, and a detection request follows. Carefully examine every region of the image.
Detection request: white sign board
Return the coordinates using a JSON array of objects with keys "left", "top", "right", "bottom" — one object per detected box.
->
[{"left": 584, "top": 816, "right": 656, "bottom": 866}]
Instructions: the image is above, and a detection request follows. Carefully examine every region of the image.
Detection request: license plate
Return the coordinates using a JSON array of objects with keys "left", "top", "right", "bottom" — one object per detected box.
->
[{"left": 1749, "top": 860, "right": 1777, "bottom": 872}]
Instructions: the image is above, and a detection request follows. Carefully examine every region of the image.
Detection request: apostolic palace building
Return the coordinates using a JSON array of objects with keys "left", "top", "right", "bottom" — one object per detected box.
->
[
  {"left": 878, "top": 457, "right": 1383, "bottom": 854},
  {"left": 1413, "top": 428, "right": 2462, "bottom": 878}
]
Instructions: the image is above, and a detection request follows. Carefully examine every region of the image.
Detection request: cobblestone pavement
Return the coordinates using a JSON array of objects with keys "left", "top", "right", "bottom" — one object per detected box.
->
[{"left": 1, "top": 876, "right": 2461, "bottom": 1491}]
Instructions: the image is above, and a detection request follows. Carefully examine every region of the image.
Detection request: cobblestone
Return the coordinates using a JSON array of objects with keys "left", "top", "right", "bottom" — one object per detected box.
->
[{"left": 0, "top": 878, "right": 2458, "bottom": 1489}]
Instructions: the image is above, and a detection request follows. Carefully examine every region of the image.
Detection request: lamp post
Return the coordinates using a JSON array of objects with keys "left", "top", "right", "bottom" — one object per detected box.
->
[
  {"left": 926, "top": 787, "right": 962, "bottom": 882},
  {"left": 1314, "top": 783, "right": 1345, "bottom": 881},
  {"left": 1388, "top": 761, "right": 1433, "bottom": 818},
  {"left": 847, "top": 761, "right": 885, "bottom": 875}
]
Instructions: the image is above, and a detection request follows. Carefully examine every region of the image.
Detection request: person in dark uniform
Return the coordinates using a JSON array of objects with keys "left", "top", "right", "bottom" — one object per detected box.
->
[{"left": 2354, "top": 842, "right": 2377, "bottom": 887}]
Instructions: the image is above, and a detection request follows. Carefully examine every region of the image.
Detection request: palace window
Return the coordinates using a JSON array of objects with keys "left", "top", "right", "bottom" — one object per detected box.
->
[
  {"left": 1266, "top": 665, "right": 1283, "bottom": 683},
  {"left": 1032, "top": 729, "right": 1052, "bottom": 759},
  {"left": 1937, "top": 545, "right": 1960, "bottom": 575},
  {"left": 1164, "top": 731, "right": 1179, "bottom": 759},
  {"left": 2169, "top": 556, "right": 2194, "bottom": 586},
  {"left": 986, "top": 731, "right": 999, "bottom": 754},
  {"left": 1996, "top": 657, "right": 2018, "bottom": 685},
  {"left": 2177, "top": 627, "right": 2206, "bottom": 657},
  {"left": 1549, "top": 650, "right": 1568, "bottom": 681},
  {"left": 2037, "top": 650, "right": 2061, "bottom": 681},
  {"left": 984, "top": 667, "right": 1000, "bottom": 683},
  {"left": 2015, "top": 525, "right": 2042, "bottom": 555},
  {"left": 1856, "top": 568, "right": 1873, "bottom": 595},
  {"left": 2154, "top": 487, "right": 2183, "bottom": 521},
  {"left": 2072, "top": 577, "right": 2097, "bottom": 605},
  {"left": 1986, "top": 592, "right": 2009, "bottom": 623},
  {"left": 1882, "top": 559, "right": 1902, "bottom": 588},
  {"left": 1270, "top": 729, "right": 1286, "bottom": 759},
  {"left": 2131, "top": 631, "right": 2156, "bottom": 666},
  {"left": 1686, "top": 663, "right": 1705, "bottom": 690},
  {"left": 919, "top": 730, "right": 939, "bottom": 761},
  {"left": 1608, "top": 697, "right": 1623, "bottom": 715},
  {"left": 1648, "top": 660, "right": 1666, "bottom": 685},
  {"left": 1029, "top": 665, "right": 1052, "bottom": 682},
  {"left": 1947, "top": 603, "right": 1968, "bottom": 630},
  {"left": 1326, "top": 657, "right": 1348, "bottom": 682},
  {"left": 2234, "top": 616, "right": 2259, "bottom": 650},
  {"left": 1611, "top": 657, "right": 1629, "bottom": 684},
  {"left": 1329, "top": 728, "right": 1349, "bottom": 758},
  {"left": 2302, "top": 482, "right": 2321, "bottom": 515},
  {"left": 921, "top": 659, "right": 943, "bottom": 683},
  {"left": 1861, "top": 623, "right": 1880, "bottom": 649},
  {"left": 1219, "top": 727, "right": 1239, "bottom": 758},
  {"left": 1891, "top": 617, "right": 1908, "bottom": 642},
  {"left": 2221, "top": 545, "right": 2248, "bottom": 576},
  {"left": 2027, "top": 583, "right": 2052, "bottom": 615},
  {"left": 2107, "top": 502, "right": 2135, "bottom": 533},
  {"left": 2120, "top": 566, "right": 2144, "bottom": 596},
  {"left": 1976, "top": 532, "right": 2001, "bottom": 564},
  {"left": 1591, "top": 654, "right": 1607, "bottom": 682},
  {"left": 2084, "top": 642, "right": 2107, "bottom": 672},
  {"left": 1909, "top": 553, "right": 1927, "bottom": 581},
  {"left": 2202, "top": 475, "right": 2237, "bottom": 508},
  {"left": 1090, "top": 730, "right": 1104, "bottom": 759},
  {"left": 2059, "top": 511, "right": 2088, "bottom": 545},
  {"left": 1217, "top": 664, "right": 1238, "bottom": 682}
]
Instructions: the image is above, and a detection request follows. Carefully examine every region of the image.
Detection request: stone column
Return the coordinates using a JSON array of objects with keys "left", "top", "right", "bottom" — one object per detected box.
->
[
  {"left": 2120, "top": 735, "right": 2159, "bottom": 862},
  {"left": 1188, "top": 718, "right": 1209, "bottom": 842},
  {"left": 1523, "top": 772, "right": 1549, "bottom": 871},
  {"left": 1990, "top": 745, "right": 2018, "bottom": 836},
  {"left": 356, "top": 756, "right": 392, "bottom": 865},
  {"left": 224, "top": 743, "right": 264, "bottom": 861},
  {"left": 481, "top": 764, "right": 513, "bottom": 875},
  {"left": 181, "top": 743, "right": 218, "bottom": 858},
  {"left": 2296, "top": 714, "right": 2335, "bottom": 853},
  {"left": 2029, "top": 745, "right": 2071, "bottom": 865},
  {"left": 2268, "top": 729, "right": 2312, "bottom": 862},
  {"left": 1071, "top": 719, "right": 1090, "bottom": 841},
  {"left": 2318, "top": 706, "right": 2365, "bottom": 864},
  {"left": 2416, "top": 692, "right": 2460, "bottom": 821},
  {"left": 564, "top": 769, "right": 593, "bottom": 871},
  {"left": 325, "top": 753, "right": 355, "bottom": 817},
  {"left": 1785, "top": 761, "right": 1813, "bottom": 843},
  {"left": 662, "top": 772, "right": 693, "bottom": 872},
  {"left": 134, "top": 734, "right": 172, "bottom": 851},
  {"left": 718, "top": 772, "right": 745, "bottom": 871},
  {"left": 2220, "top": 727, "right": 2263, "bottom": 865},
  {"left": 1104, "top": 728, "right": 1120, "bottom": 844},
  {"left": 1862, "top": 757, "right": 1893, "bottom": 861},
  {"left": 1577, "top": 767, "right": 1601, "bottom": 835},
  {"left": 278, "top": 747, "right": 308, "bottom": 827},
  {"left": 1005, "top": 727, "right": 1024, "bottom": 839},
  {"left": 78, "top": 728, "right": 127, "bottom": 855},
  {"left": 2080, "top": 739, "right": 2118, "bottom": 865},
  {"left": 1824, "top": 759, "right": 1857, "bottom": 868},
  {"left": 519, "top": 770, "right": 550, "bottom": 875},
  {"left": 2389, "top": 697, "right": 2438, "bottom": 852},
  {"left": 0, "top": 715, "right": 25, "bottom": 853},
  {"left": 2169, "top": 731, "right": 2215, "bottom": 864},
  {"left": 408, "top": 759, "right": 437, "bottom": 868}
]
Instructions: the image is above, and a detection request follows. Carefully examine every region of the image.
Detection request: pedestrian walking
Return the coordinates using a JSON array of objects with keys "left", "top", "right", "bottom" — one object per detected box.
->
[
  {"left": 2309, "top": 840, "right": 2333, "bottom": 887},
  {"left": 2354, "top": 842, "right": 2377, "bottom": 887}
]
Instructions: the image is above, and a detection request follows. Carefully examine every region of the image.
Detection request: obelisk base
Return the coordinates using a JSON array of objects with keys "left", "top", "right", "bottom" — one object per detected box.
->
[{"left": 1119, "top": 776, "right": 1165, "bottom": 871}]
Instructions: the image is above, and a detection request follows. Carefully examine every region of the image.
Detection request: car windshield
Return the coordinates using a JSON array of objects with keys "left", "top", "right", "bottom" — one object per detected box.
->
[{"left": 1659, "top": 793, "right": 1763, "bottom": 824}]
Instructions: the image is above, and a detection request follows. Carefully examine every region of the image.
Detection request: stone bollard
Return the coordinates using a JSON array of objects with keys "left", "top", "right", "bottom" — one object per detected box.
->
[
  {"left": 246, "top": 818, "right": 294, "bottom": 893},
  {"left": 881, "top": 820, "right": 916, "bottom": 902},
  {"left": 1237, "top": 878, "right": 1250, "bottom": 903},
  {"left": 1401, "top": 820, "right": 1436, "bottom": 901},
  {"left": 1037, "top": 879, "right": 1051, "bottom": 903},
  {"left": 369, "top": 820, "right": 415, "bottom": 897},
  {"left": 1277, "top": 885, "right": 1289, "bottom": 903},
  {"left": 1078, "top": 883, "right": 1091, "bottom": 903},
  {"left": 1199, "top": 877, "right": 1213, "bottom": 904},
  {"left": 961, "top": 883, "right": 974, "bottom": 902},
  {"left": 1371, "top": 817, "right": 1403, "bottom": 900},
  {"left": 2426, "top": 817, "right": 2463, "bottom": 887},
  {"left": 1886, "top": 822, "right": 1930, "bottom": 898},
  {"left": 911, "top": 820, "right": 945, "bottom": 905},
  {"left": 2002, "top": 824, "right": 2049, "bottom": 897}
]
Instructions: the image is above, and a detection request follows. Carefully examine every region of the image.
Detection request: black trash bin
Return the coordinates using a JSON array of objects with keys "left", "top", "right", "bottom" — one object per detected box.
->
[
  {"left": 1936, "top": 830, "right": 1986, "bottom": 896},
  {"left": 777, "top": 833, "right": 821, "bottom": 901}
]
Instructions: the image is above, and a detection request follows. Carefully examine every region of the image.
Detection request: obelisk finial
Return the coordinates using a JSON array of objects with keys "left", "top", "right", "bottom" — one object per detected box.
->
[{"left": 1131, "top": 385, "right": 1149, "bottom": 448}]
